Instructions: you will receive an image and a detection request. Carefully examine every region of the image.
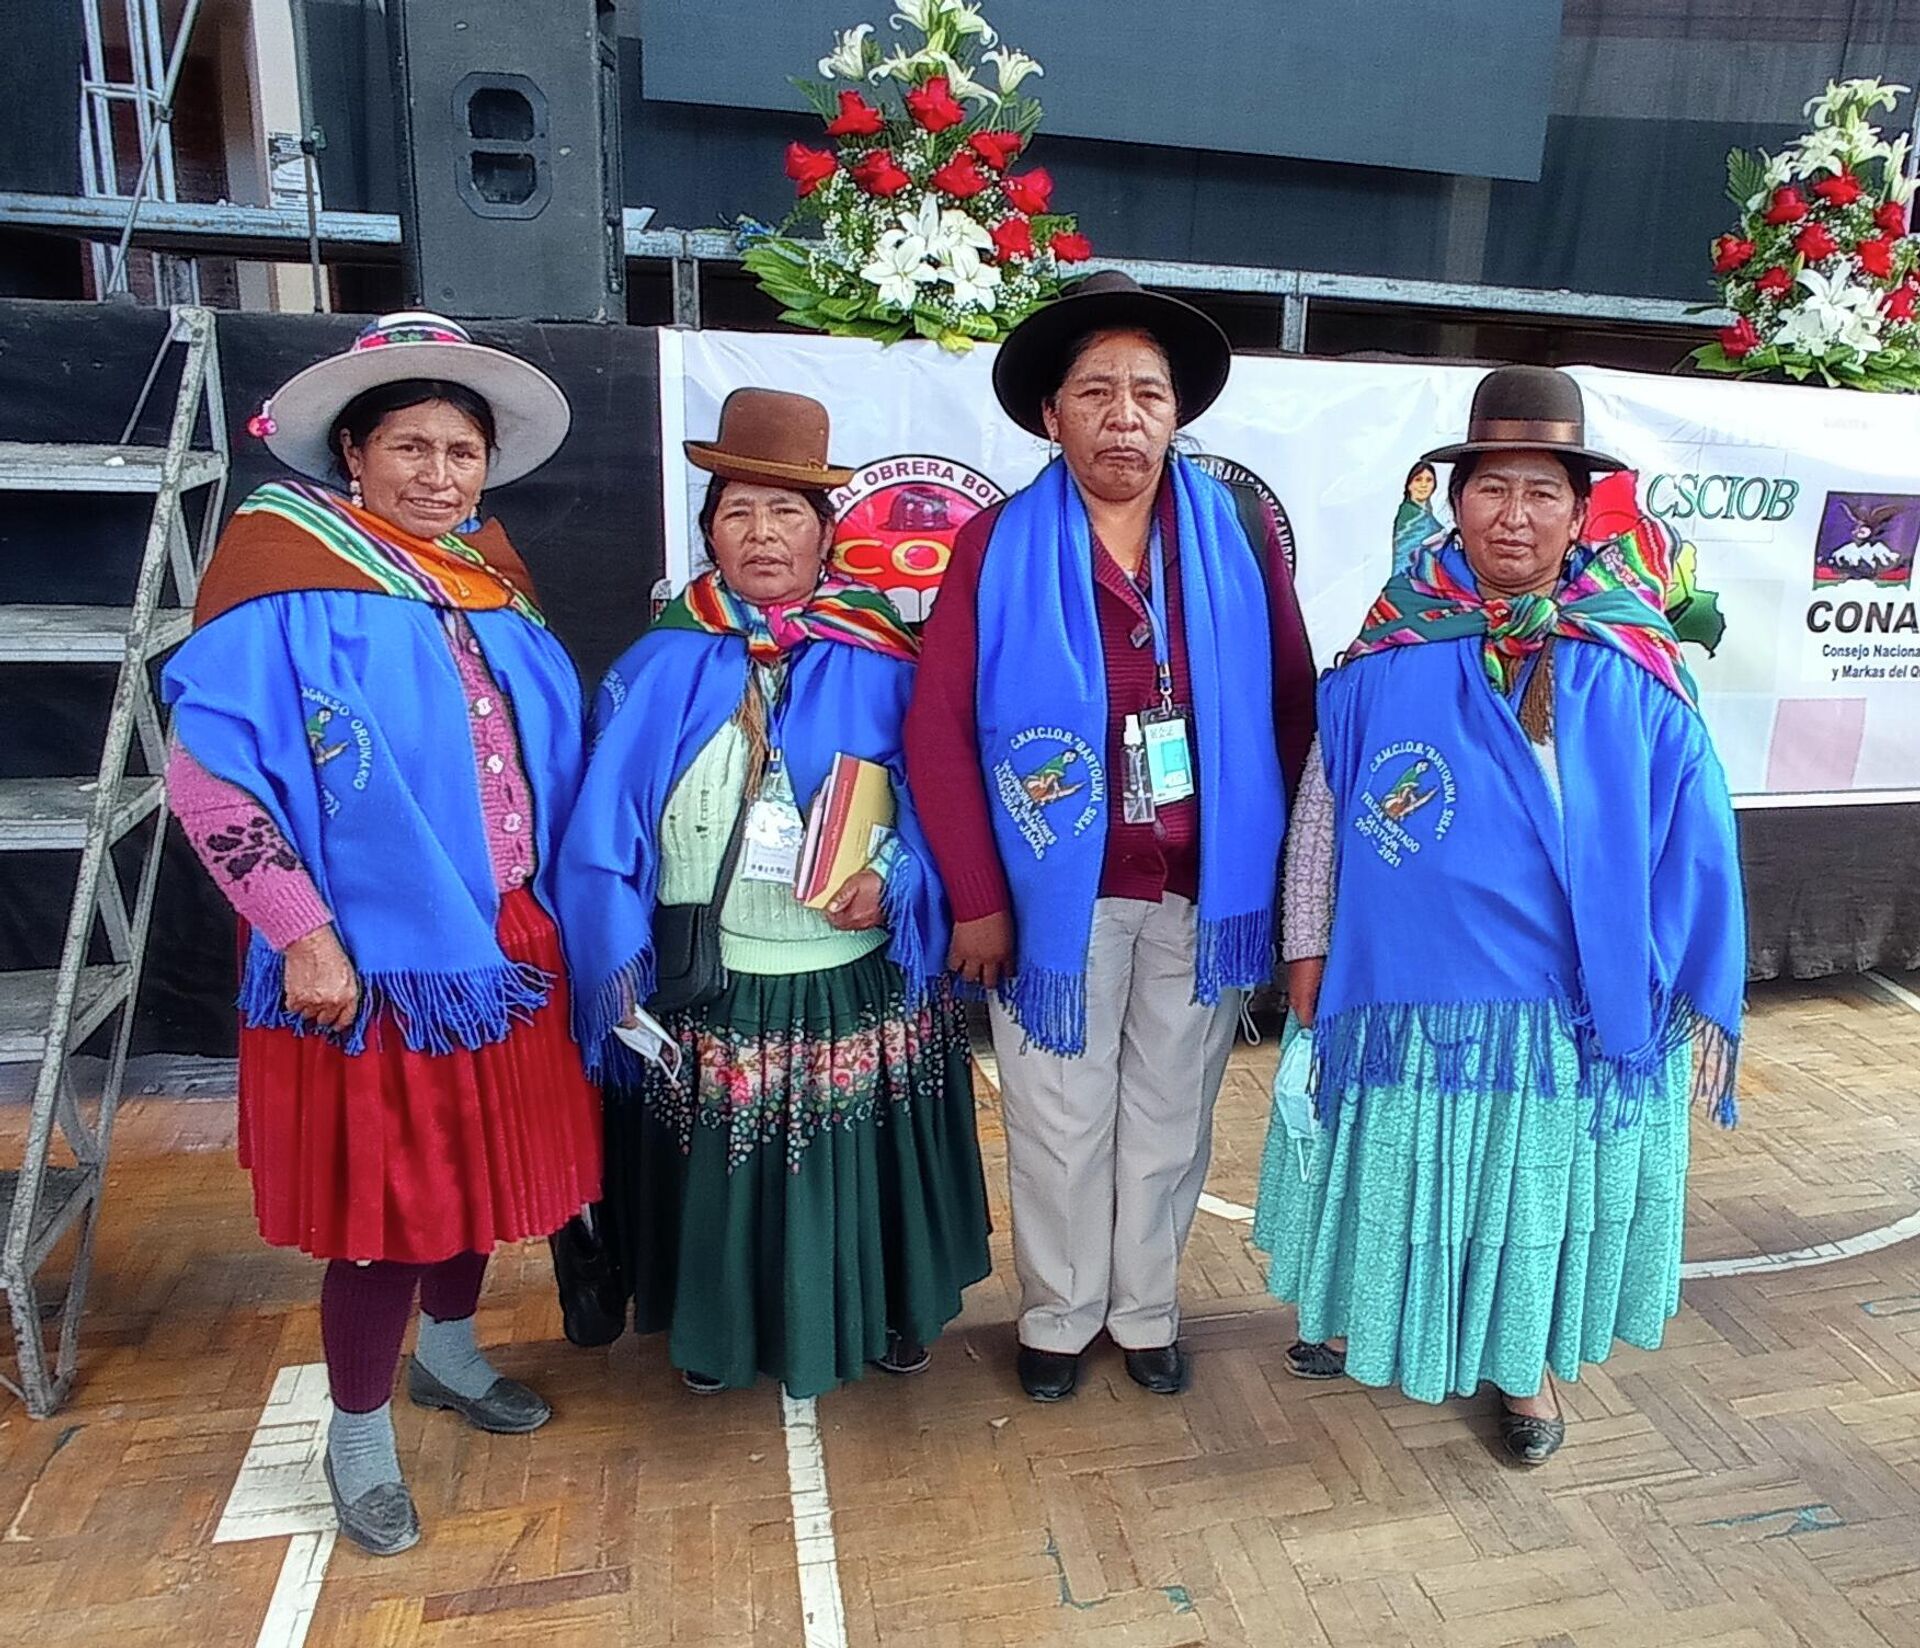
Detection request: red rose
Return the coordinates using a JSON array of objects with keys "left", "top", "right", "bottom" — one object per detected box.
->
[
  {"left": 785, "top": 142, "right": 837, "bottom": 197},
  {"left": 1812, "top": 170, "right": 1864, "bottom": 208},
  {"left": 1764, "top": 186, "right": 1810, "bottom": 225},
  {"left": 1858, "top": 234, "right": 1897, "bottom": 278},
  {"left": 1712, "top": 234, "right": 1756, "bottom": 273},
  {"left": 990, "top": 215, "right": 1035, "bottom": 260},
  {"left": 825, "top": 90, "right": 884, "bottom": 138},
  {"left": 1002, "top": 168, "right": 1054, "bottom": 215},
  {"left": 1049, "top": 230, "right": 1093, "bottom": 263},
  {"left": 904, "top": 74, "right": 965, "bottom": 133},
  {"left": 1875, "top": 199, "right": 1910, "bottom": 236},
  {"left": 929, "top": 151, "right": 988, "bottom": 198},
  {"left": 1795, "top": 221, "right": 1839, "bottom": 260},
  {"left": 969, "top": 129, "right": 1025, "bottom": 171},
  {"left": 1887, "top": 283, "right": 1919, "bottom": 322},
  {"left": 1719, "top": 316, "right": 1761, "bottom": 359},
  {"left": 851, "top": 149, "right": 912, "bottom": 197},
  {"left": 1754, "top": 265, "right": 1794, "bottom": 296}
]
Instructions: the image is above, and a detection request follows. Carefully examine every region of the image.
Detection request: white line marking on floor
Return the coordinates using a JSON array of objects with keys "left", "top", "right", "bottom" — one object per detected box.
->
[
  {"left": 214, "top": 1363, "right": 338, "bottom": 1648},
  {"left": 1679, "top": 1209, "right": 1920, "bottom": 1279},
  {"left": 780, "top": 1390, "right": 850, "bottom": 1648},
  {"left": 1197, "top": 1192, "right": 1255, "bottom": 1224},
  {"left": 1866, "top": 970, "right": 1920, "bottom": 1016}
]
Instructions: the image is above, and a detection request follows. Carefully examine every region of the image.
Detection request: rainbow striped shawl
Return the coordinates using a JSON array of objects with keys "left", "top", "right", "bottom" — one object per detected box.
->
[
  {"left": 1345, "top": 533, "right": 1696, "bottom": 710},
  {"left": 652, "top": 570, "right": 917, "bottom": 665}
]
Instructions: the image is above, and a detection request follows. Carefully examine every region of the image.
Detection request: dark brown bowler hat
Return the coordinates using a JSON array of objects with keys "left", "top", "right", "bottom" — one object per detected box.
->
[
  {"left": 684, "top": 387, "right": 855, "bottom": 491},
  {"left": 992, "top": 270, "right": 1233, "bottom": 437},
  {"left": 1420, "top": 365, "right": 1624, "bottom": 472}
]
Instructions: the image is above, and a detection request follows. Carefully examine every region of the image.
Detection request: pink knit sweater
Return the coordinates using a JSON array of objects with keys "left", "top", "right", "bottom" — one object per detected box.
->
[{"left": 167, "top": 611, "right": 540, "bottom": 949}]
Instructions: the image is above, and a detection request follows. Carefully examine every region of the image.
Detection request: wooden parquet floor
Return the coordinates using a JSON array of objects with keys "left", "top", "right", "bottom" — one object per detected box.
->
[{"left": 2, "top": 974, "right": 1920, "bottom": 1646}]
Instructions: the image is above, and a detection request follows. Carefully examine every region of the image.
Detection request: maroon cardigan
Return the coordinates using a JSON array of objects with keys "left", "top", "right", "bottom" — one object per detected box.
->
[{"left": 904, "top": 478, "right": 1317, "bottom": 925}]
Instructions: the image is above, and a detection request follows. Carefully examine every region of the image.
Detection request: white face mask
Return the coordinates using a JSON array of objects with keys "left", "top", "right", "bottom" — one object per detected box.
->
[{"left": 612, "top": 1005, "right": 684, "bottom": 1085}]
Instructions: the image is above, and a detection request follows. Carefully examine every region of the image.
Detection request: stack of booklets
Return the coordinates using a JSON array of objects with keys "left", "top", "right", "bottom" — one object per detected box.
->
[{"left": 795, "top": 754, "right": 895, "bottom": 908}]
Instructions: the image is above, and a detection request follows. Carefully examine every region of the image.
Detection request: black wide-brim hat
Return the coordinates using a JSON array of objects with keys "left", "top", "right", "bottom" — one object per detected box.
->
[
  {"left": 1420, "top": 363, "right": 1624, "bottom": 472},
  {"left": 992, "top": 270, "right": 1233, "bottom": 436}
]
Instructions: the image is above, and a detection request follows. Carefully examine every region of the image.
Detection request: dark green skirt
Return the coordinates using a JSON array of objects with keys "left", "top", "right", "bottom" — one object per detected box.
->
[{"left": 601, "top": 949, "right": 992, "bottom": 1397}]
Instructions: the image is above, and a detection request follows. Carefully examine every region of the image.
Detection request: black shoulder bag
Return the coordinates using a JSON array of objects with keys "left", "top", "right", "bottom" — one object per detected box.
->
[{"left": 644, "top": 788, "right": 753, "bottom": 1017}]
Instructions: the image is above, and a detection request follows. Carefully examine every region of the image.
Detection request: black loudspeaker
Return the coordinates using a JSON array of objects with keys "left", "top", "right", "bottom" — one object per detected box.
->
[{"left": 386, "top": 0, "right": 625, "bottom": 322}]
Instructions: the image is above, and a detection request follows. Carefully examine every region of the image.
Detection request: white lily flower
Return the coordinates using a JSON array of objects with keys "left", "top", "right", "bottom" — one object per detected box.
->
[
  {"left": 890, "top": 0, "right": 945, "bottom": 33},
  {"left": 938, "top": 242, "right": 1002, "bottom": 310},
  {"left": 861, "top": 225, "right": 938, "bottom": 313},
  {"left": 938, "top": 208, "right": 994, "bottom": 254},
  {"left": 946, "top": 2, "right": 997, "bottom": 43},
  {"left": 817, "top": 23, "right": 875, "bottom": 80},
  {"left": 985, "top": 47, "right": 1044, "bottom": 96},
  {"left": 1776, "top": 267, "right": 1886, "bottom": 357},
  {"left": 1791, "top": 124, "right": 1857, "bottom": 177}
]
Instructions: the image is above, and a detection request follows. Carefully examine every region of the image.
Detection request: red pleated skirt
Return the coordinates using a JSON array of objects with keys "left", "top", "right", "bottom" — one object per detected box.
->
[{"left": 236, "top": 889, "right": 603, "bottom": 1264}]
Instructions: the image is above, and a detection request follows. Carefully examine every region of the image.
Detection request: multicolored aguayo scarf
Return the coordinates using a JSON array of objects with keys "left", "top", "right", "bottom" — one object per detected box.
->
[
  {"left": 652, "top": 568, "right": 919, "bottom": 665},
  {"left": 1344, "top": 531, "right": 1696, "bottom": 706},
  {"left": 163, "top": 482, "right": 584, "bottom": 1054},
  {"left": 1312, "top": 534, "right": 1745, "bottom": 1135},
  {"left": 556, "top": 570, "right": 943, "bottom": 1084}
]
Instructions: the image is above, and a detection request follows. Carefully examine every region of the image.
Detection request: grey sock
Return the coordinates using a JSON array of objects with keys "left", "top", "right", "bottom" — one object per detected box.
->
[
  {"left": 414, "top": 1311, "right": 500, "bottom": 1400},
  {"left": 327, "top": 1402, "right": 401, "bottom": 1504}
]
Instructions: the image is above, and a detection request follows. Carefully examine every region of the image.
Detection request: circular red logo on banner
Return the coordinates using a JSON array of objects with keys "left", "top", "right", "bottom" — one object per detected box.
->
[{"left": 830, "top": 455, "right": 1005, "bottom": 622}]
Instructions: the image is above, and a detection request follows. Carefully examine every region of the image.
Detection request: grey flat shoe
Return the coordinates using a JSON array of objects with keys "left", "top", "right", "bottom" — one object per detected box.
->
[
  {"left": 1498, "top": 1381, "right": 1567, "bottom": 1465},
  {"left": 1284, "top": 1340, "right": 1346, "bottom": 1381},
  {"left": 323, "top": 1452, "right": 420, "bottom": 1557},
  {"left": 405, "top": 1357, "right": 552, "bottom": 1435}
]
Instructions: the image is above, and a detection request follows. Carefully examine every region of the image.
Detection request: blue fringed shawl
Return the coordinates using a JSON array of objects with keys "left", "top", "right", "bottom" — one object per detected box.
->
[
  {"left": 161, "top": 591, "right": 586, "bottom": 1054},
  {"left": 1314, "top": 623, "right": 1747, "bottom": 1135},
  {"left": 973, "top": 456, "right": 1286, "bottom": 1056},
  {"left": 555, "top": 625, "right": 949, "bottom": 1083}
]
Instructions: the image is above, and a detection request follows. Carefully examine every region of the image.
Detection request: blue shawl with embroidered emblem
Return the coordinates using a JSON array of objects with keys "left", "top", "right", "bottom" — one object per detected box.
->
[
  {"left": 555, "top": 580, "right": 948, "bottom": 1084},
  {"left": 1314, "top": 541, "right": 1746, "bottom": 1134},
  {"left": 162, "top": 590, "right": 586, "bottom": 1054},
  {"left": 973, "top": 455, "right": 1286, "bottom": 1057}
]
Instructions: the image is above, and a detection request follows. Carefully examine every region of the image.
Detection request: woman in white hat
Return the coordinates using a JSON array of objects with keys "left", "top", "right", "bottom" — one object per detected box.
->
[{"left": 160, "top": 313, "right": 600, "bottom": 1555}]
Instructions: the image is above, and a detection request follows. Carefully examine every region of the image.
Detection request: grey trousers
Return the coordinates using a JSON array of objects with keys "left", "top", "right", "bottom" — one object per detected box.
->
[{"left": 990, "top": 895, "right": 1241, "bottom": 1353}]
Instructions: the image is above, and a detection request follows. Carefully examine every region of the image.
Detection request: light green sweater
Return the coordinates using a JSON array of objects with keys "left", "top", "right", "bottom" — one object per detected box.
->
[{"left": 658, "top": 716, "right": 887, "bottom": 977}]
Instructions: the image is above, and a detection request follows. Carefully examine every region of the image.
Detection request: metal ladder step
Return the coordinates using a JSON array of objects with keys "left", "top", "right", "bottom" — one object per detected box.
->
[
  {"left": 0, "top": 605, "right": 192, "bottom": 663},
  {"left": 0, "top": 442, "right": 223, "bottom": 494},
  {"left": 0, "top": 776, "right": 165, "bottom": 852},
  {"left": 0, "top": 967, "right": 133, "bottom": 1064},
  {"left": 0, "top": 1165, "right": 97, "bottom": 1278}
]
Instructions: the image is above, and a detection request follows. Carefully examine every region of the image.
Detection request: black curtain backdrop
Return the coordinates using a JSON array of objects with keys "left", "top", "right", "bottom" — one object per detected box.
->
[
  {"left": 290, "top": 0, "right": 1920, "bottom": 305},
  {"left": 0, "top": 298, "right": 662, "bottom": 1054}
]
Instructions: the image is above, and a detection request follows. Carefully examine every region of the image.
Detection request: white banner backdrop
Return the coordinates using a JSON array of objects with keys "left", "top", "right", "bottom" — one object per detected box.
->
[{"left": 660, "top": 329, "right": 1920, "bottom": 804}]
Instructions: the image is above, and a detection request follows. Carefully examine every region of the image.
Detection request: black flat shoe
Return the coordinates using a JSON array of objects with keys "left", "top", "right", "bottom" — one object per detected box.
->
[
  {"left": 682, "top": 1369, "right": 726, "bottom": 1395},
  {"left": 1016, "top": 1344, "right": 1080, "bottom": 1402},
  {"left": 323, "top": 1452, "right": 421, "bottom": 1557},
  {"left": 874, "top": 1332, "right": 931, "bottom": 1376},
  {"left": 1122, "top": 1344, "right": 1188, "bottom": 1395},
  {"left": 405, "top": 1358, "right": 552, "bottom": 1435},
  {"left": 1498, "top": 1388, "right": 1567, "bottom": 1465},
  {"left": 1284, "top": 1340, "right": 1346, "bottom": 1381}
]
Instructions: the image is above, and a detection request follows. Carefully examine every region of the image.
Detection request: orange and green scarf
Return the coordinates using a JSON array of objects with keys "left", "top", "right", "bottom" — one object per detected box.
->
[{"left": 652, "top": 568, "right": 917, "bottom": 664}]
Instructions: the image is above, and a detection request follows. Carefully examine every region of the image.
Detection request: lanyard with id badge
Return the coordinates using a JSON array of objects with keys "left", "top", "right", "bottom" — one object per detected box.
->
[
  {"left": 738, "top": 666, "right": 808, "bottom": 885},
  {"left": 1120, "top": 523, "right": 1195, "bottom": 827}
]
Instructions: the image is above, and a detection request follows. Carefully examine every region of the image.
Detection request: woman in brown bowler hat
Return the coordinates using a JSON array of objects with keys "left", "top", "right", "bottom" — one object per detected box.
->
[{"left": 555, "top": 388, "right": 990, "bottom": 1397}]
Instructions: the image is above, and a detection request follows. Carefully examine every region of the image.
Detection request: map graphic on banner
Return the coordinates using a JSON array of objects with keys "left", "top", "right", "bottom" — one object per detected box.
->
[{"left": 660, "top": 329, "right": 1920, "bottom": 802}]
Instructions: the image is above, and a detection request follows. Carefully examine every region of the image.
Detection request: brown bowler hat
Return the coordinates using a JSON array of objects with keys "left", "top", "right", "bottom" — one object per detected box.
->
[
  {"left": 992, "top": 270, "right": 1232, "bottom": 437},
  {"left": 1420, "top": 365, "right": 1624, "bottom": 472},
  {"left": 684, "top": 388, "right": 855, "bottom": 490}
]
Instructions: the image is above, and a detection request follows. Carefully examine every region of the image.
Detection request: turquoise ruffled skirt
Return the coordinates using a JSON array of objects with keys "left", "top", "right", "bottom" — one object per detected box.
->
[{"left": 1252, "top": 1025, "right": 1691, "bottom": 1404}]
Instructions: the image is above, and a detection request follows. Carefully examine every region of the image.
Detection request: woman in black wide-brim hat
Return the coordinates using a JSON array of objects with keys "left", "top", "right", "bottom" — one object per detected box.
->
[{"left": 905, "top": 272, "right": 1320, "bottom": 1403}]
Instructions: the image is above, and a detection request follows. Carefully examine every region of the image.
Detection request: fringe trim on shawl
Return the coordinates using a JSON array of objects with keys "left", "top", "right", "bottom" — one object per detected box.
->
[
  {"left": 573, "top": 949, "right": 657, "bottom": 1085},
  {"left": 998, "top": 965, "right": 1089, "bottom": 1058},
  {"left": 1196, "top": 908, "right": 1275, "bottom": 1005},
  {"left": 880, "top": 864, "right": 935, "bottom": 1008},
  {"left": 239, "top": 944, "right": 552, "bottom": 1057},
  {"left": 1311, "top": 992, "right": 1741, "bottom": 1138}
]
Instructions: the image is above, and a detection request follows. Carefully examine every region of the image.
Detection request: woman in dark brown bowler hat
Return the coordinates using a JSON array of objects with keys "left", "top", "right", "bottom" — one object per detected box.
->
[{"left": 555, "top": 388, "right": 990, "bottom": 1398}]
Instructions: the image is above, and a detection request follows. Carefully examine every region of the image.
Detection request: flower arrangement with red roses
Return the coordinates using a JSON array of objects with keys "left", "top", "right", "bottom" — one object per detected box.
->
[
  {"left": 743, "top": 0, "right": 1092, "bottom": 352},
  {"left": 1694, "top": 79, "right": 1920, "bottom": 390}
]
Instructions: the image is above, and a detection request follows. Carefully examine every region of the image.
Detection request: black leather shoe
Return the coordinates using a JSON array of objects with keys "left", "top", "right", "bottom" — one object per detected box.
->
[
  {"left": 874, "top": 1332, "right": 931, "bottom": 1376},
  {"left": 1122, "top": 1344, "right": 1189, "bottom": 1395},
  {"left": 1498, "top": 1396, "right": 1567, "bottom": 1465},
  {"left": 323, "top": 1452, "right": 420, "bottom": 1557},
  {"left": 405, "top": 1357, "right": 552, "bottom": 1435},
  {"left": 1284, "top": 1340, "right": 1346, "bottom": 1381},
  {"left": 1016, "top": 1344, "right": 1080, "bottom": 1402}
]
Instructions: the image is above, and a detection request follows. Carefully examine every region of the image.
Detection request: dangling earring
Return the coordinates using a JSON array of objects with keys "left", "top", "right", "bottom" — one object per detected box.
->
[{"left": 349, "top": 476, "right": 364, "bottom": 508}]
